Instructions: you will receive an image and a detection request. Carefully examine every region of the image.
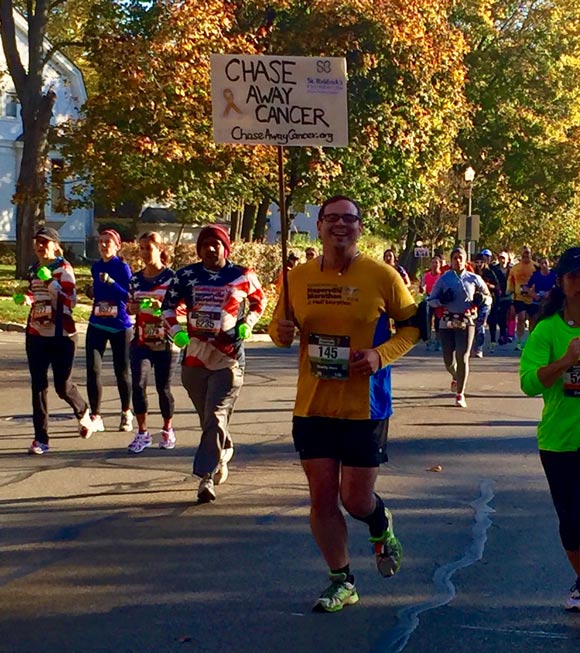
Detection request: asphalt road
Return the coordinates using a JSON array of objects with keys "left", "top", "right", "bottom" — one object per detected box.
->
[{"left": 0, "top": 331, "right": 578, "bottom": 653}]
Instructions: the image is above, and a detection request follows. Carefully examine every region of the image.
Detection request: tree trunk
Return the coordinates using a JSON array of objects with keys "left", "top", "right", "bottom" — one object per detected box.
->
[
  {"left": 129, "top": 209, "right": 141, "bottom": 240},
  {"left": 1, "top": 3, "right": 57, "bottom": 278},
  {"left": 175, "top": 220, "right": 186, "bottom": 248},
  {"left": 230, "top": 209, "right": 240, "bottom": 242},
  {"left": 15, "top": 202, "right": 41, "bottom": 278},
  {"left": 14, "top": 90, "right": 56, "bottom": 278},
  {"left": 253, "top": 197, "right": 269, "bottom": 242},
  {"left": 400, "top": 225, "right": 418, "bottom": 281},
  {"left": 240, "top": 203, "right": 257, "bottom": 241}
]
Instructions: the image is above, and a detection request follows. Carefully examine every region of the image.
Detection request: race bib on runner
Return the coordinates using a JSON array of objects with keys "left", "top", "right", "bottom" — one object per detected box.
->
[
  {"left": 94, "top": 301, "right": 118, "bottom": 318},
  {"left": 442, "top": 313, "right": 468, "bottom": 330},
  {"left": 189, "top": 309, "right": 221, "bottom": 338},
  {"left": 31, "top": 300, "right": 52, "bottom": 323},
  {"left": 308, "top": 333, "right": 350, "bottom": 380},
  {"left": 563, "top": 365, "right": 580, "bottom": 397},
  {"left": 143, "top": 322, "right": 165, "bottom": 344}
]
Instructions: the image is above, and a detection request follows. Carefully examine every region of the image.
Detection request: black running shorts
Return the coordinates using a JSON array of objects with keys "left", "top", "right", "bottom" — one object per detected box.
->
[
  {"left": 292, "top": 416, "right": 388, "bottom": 467},
  {"left": 513, "top": 300, "right": 537, "bottom": 316}
]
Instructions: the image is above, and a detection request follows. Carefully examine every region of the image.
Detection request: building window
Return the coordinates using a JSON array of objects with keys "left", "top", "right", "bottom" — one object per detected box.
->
[
  {"left": 4, "top": 92, "right": 19, "bottom": 118},
  {"left": 51, "top": 159, "right": 67, "bottom": 214}
]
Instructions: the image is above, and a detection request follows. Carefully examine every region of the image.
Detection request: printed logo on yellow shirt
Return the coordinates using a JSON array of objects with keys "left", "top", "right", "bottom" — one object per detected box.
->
[{"left": 307, "top": 284, "right": 360, "bottom": 306}]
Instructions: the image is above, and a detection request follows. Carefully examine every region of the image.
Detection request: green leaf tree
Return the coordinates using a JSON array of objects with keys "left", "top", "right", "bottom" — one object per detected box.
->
[{"left": 454, "top": 0, "right": 580, "bottom": 253}]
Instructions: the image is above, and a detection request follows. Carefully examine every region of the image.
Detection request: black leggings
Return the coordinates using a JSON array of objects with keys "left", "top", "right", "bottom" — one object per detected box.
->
[
  {"left": 487, "top": 301, "right": 499, "bottom": 343},
  {"left": 130, "top": 345, "right": 178, "bottom": 419},
  {"left": 26, "top": 334, "right": 88, "bottom": 444},
  {"left": 428, "top": 306, "right": 440, "bottom": 334},
  {"left": 496, "top": 298, "right": 510, "bottom": 340},
  {"left": 86, "top": 324, "right": 132, "bottom": 415},
  {"left": 540, "top": 449, "right": 580, "bottom": 551}
]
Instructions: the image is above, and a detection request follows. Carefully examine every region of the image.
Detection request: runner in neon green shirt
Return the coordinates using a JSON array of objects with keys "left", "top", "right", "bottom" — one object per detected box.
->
[{"left": 520, "top": 247, "right": 580, "bottom": 611}]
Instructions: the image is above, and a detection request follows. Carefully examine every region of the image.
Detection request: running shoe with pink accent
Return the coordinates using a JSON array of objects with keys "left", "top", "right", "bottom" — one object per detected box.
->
[{"left": 159, "top": 428, "right": 176, "bottom": 450}]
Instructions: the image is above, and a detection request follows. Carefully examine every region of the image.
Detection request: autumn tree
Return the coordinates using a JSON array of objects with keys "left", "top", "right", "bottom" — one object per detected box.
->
[
  {"left": 233, "top": 0, "right": 469, "bottom": 253},
  {"left": 60, "top": 0, "right": 279, "bottom": 234},
  {"left": 32, "top": 0, "right": 580, "bottom": 259},
  {"left": 0, "top": 1, "right": 58, "bottom": 276},
  {"left": 60, "top": 0, "right": 469, "bottom": 245}
]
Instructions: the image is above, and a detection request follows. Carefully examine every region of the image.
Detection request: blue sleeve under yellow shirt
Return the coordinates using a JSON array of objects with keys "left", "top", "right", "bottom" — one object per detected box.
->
[{"left": 268, "top": 254, "right": 419, "bottom": 420}]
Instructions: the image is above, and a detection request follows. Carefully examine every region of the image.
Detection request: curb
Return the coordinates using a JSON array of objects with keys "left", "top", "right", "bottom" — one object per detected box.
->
[
  {"left": 0, "top": 322, "right": 25, "bottom": 333},
  {"left": 247, "top": 333, "right": 272, "bottom": 342}
]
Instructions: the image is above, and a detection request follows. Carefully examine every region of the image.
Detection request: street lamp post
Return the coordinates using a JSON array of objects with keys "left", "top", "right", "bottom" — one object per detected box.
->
[{"left": 464, "top": 166, "right": 475, "bottom": 260}]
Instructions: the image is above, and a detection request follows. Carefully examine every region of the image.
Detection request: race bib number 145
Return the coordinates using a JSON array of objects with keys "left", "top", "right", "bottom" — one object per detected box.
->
[{"left": 308, "top": 333, "right": 350, "bottom": 380}]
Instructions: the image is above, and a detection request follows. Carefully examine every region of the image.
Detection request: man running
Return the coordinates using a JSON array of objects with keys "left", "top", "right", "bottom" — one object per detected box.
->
[
  {"left": 269, "top": 195, "right": 420, "bottom": 613},
  {"left": 162, "top": 225, "right": 267, "bottom": 502},
  {"left": 507, "top": 246, "right": 538, "bottom": 351},
  {"left": 472, "top": 253, "right": 499, "bottom": 357},
  {"left": 490, "top": 251, "right": 512, "bottom": 345}
]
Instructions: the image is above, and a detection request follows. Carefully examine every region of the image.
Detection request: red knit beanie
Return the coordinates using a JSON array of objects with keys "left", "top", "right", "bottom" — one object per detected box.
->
[{"left": 196, "top": 225, "right": 231, "bottom": 258}]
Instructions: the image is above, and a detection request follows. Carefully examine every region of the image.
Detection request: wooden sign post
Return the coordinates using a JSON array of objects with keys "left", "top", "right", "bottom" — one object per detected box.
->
[{"left": 211, "top": 54, "right": 349, "bottom": 316}]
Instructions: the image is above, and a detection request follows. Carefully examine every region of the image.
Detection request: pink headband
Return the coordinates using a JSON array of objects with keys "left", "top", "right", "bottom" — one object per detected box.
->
[{"left": 100, "top": 229, "right": 122, "bottom": 248}]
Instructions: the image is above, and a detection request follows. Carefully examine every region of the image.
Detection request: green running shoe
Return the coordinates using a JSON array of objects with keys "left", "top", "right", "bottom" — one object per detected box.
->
[
  {"left": 370, "top": 507, "right": 402, "bottom": 577},
  {"left": 312, "top": 572, "right": 359, "bottom": 613}
]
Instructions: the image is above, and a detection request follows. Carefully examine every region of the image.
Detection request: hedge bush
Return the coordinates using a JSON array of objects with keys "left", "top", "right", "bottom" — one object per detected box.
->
[{"left": 0, "top": 243, "right": 16, "bottom": 265}]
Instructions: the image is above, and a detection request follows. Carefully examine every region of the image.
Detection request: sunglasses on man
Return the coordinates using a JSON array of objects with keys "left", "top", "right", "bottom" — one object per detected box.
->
[{"left": 320, "top": 213, "right": 361, "bottom": 224}]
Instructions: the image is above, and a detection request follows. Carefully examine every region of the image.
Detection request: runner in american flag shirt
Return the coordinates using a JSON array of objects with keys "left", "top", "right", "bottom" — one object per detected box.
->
[
  {"left": 162, "top": 225, "right": 267, "bottom": 502},
  {"left": 126, "top": 231, "right": 180, "bottom": 454},
  {"left": 23, "top": 227, "right": 94, "bottom": 454}
]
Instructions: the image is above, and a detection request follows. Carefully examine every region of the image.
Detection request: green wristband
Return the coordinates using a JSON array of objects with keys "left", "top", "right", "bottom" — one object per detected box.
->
[
  {"left": 173, "top": 330, "right": 190, "bottom": 348},
  {"left": 37, "top": 266, "right": 52, "bottom": 281},
  {"left": 238, "top": 323, "right": 252, "bottom": 340}
]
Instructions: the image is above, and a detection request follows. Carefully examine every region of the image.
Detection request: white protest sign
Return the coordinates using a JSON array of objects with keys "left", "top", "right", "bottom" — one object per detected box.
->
[{"left": 211, "top": 54, "right": 348, "bottom": 147}]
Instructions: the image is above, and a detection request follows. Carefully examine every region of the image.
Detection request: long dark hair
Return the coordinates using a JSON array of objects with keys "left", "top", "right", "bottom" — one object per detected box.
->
[
  {"left": 383, "top": 248, "right": 399, "bottom": 265},
  {"left": 536, "top": 279, "right": 565, "bottom": 323}
]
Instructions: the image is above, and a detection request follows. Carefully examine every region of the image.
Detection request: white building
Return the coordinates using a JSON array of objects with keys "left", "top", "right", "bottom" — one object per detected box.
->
[
  {"left": 0, "top": 11, "right": 91, "bottom": 253},
  {"left": 265, "top": 203, "right": 319, "bottom": 243}
]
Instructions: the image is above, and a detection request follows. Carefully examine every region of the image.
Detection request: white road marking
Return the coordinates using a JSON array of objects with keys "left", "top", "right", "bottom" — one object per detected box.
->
[
  {"left": 374, "top": 479, "right": 495, "bottom": 653},
  {"left": 459, "top": 625, "right": 567, "bottom": 640}
]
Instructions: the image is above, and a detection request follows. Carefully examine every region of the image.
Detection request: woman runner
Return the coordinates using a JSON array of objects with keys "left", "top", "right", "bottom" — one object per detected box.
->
[
  {"left": 21, "top": 227, "right": 94, "bottom": 454},
  {"left": 126, "top": 232, "right": 179, "bottom": 453},
  {"left": 85, "top": 229, "right": 133, "bottom": 432},
  {"left": 428, "top": 246, "right": 491, "bottom": 408},
  {"left": 520, "top": 247, "right": 580, "bottom": 611},
  {"left": 383, "top": 249, "right": 411, "bottom": 287}
]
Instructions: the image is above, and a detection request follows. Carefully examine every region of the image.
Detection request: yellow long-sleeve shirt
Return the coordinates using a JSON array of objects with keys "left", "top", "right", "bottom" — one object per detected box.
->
[
  {"left": 507, "top": 261, "right": 537, "bottom": 304},
  {"left": 268, "top": 254, "right": 419, "bottom": 419}
]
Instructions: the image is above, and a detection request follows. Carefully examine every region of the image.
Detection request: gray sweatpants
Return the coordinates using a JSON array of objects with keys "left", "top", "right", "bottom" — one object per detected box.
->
[
  {"left": 181, "top": 365, "right": 244, "bottom": 478},
  {"left": 439, "top": 325, "right": 475, "bottom": 395}
]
